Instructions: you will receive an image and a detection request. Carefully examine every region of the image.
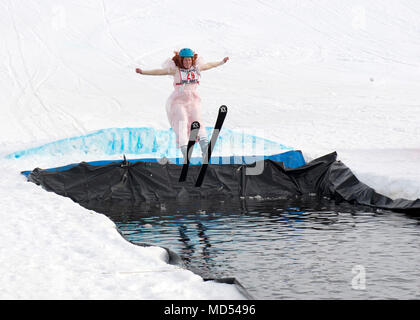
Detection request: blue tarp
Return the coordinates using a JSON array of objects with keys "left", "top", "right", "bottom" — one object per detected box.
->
[{"left": 21, "top": 150, "right": 306, "bottom": 177}]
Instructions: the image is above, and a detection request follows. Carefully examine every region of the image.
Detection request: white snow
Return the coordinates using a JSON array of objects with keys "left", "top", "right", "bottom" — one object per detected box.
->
[{"left": 1, "top": 0, "right": 419, "bottom": 299}]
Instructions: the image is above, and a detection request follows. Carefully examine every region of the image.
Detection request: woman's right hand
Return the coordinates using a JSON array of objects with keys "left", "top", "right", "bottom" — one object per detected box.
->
[{"left": 135, "top": 68, "right": 143, "bottom": 74}]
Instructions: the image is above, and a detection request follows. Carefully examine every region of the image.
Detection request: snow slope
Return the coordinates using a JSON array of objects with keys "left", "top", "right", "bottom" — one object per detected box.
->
[{"left": 1, "top": 0, "right": 419, "bottom": 299}]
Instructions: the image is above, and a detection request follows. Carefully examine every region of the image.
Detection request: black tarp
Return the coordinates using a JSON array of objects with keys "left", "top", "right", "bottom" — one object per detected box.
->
[{"left": 26, "top": 152, "right": 420, "bottom": 214}]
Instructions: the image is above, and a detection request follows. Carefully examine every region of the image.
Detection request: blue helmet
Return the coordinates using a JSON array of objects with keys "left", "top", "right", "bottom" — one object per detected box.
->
[{"left": 179, "top": 48, "right": 194, "bottom": 57}]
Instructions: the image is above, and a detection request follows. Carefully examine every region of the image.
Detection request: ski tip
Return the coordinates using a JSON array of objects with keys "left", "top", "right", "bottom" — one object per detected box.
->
[
  {"left": 220, "top": 105, "right": 228, "bottom": 113},
  {"left": 191, "top": 121, "right": 200, "bottom": 129}
]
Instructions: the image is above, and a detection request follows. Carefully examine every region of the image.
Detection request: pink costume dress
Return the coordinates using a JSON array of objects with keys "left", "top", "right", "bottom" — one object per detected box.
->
[{"left": 163, "top": 58, "right": 208, "bottom": 148}]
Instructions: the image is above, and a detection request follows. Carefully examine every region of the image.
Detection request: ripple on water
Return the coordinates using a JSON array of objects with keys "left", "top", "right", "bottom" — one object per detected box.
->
[{"left": 89, "top": 196, "right": 420, "bottom": 299}]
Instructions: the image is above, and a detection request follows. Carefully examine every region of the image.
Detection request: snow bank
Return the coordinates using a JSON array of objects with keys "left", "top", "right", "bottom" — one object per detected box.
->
[
  {"left": 0, "top": 158, "right": 245, "bottom": 299},
  {"left": 6, "top": 127, "right": 293, "bottom": 161}
]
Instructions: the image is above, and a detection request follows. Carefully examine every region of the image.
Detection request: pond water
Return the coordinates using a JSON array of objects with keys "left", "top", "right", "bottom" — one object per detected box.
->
[{"left": 94, "top": 196, "right": 420, "bottom": 299}]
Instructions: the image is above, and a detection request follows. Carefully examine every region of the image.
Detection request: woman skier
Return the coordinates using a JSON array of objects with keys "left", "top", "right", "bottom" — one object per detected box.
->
[{"left": 135, "top": 48, "right": 229, "bottom": 159}]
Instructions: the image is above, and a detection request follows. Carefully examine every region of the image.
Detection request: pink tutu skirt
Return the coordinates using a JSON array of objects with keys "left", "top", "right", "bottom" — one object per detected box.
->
[{"left": 166, "top": 88, "right": 207, "bottom": 147}]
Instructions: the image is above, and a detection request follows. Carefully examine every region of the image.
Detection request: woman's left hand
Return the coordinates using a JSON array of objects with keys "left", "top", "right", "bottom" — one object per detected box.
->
[{"left": 223, "top": 57, "right": 229, "bottom": 64}]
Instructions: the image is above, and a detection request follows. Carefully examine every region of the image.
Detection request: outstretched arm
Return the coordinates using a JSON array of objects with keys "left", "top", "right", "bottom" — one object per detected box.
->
[
  {"left": 135, "top": 68, "right": 175, "bottom": 76},
  {"left": 199, "top": 57, "right": 229, "bottom": 71}
]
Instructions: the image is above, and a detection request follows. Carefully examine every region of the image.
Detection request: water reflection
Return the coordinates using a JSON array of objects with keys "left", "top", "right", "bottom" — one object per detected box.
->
[{"left": 81, "top": 196, "right": 420, "bottom": 299}]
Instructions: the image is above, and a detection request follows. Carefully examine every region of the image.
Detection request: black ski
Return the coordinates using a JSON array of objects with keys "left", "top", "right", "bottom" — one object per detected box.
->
[
  {"left": 179, "top": 121, "right": 200, "bottom": 182},
  {"left": 195, "top": 105, "right": 228, "bottom": 187}
]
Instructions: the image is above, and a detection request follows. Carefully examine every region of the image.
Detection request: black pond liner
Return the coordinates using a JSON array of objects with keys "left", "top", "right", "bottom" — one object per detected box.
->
[
  {"left": 25, "top": 152, "right": 420, "bottom": 213},
  {"left": 23, "top": 151, "right": 420, "bottom": 299}
]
